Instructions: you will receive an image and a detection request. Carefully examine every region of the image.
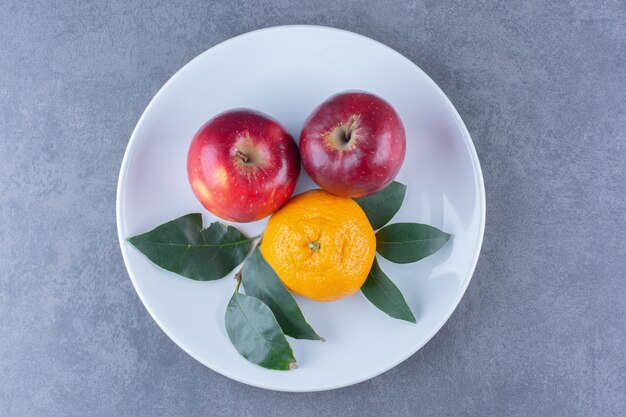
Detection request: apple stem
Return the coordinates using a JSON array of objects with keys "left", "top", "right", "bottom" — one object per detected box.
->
[
  {"left": 308, "top": 241, "right": 321, "bottom": 252},
  {"left": 343, "top": 128, "right": 352, "bottom": 143},
  {"left": 343, "top": 115, "right": 359, "bottom": 143},
  {"left": 236, "top": 149, "right": 249, "bottom": 163}
]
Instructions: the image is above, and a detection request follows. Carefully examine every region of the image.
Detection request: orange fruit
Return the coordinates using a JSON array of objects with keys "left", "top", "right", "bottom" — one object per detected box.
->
[{"left": 261, "top": 189, "right": 376, "bottom": 301}]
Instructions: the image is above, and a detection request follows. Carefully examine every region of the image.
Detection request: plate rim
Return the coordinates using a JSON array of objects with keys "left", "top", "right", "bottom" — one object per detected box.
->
[{"left": 116, "top": 24, "right": 486, "bottom": 392}]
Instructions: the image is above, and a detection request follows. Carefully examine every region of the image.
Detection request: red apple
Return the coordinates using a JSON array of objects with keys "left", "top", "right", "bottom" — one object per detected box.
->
[
  {"left": 299, "top": 91, "right": 406, "bottom": 198},
  {"left": 187, "top": 109, "right": 300, "bottom": 222}
]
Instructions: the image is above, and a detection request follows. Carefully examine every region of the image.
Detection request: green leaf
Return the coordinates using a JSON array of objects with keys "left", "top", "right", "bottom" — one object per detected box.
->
[
  {"left": 127, "top": 213, "right": 253, "bottom": 281},
  {"left": 361, "top": 258, "right": 416, "bottom": 323},
  {"left": 354, "top": 181, "right": 407, "bottom": 230},
  {"left": 225, "top": 284, "right": 297, "bottom": 370},
  {"left": 376, "top": 223, "right": 451, "bottom": 264},
  {"left": 241, "top": 247, "right": 322, "bottom": 341}
]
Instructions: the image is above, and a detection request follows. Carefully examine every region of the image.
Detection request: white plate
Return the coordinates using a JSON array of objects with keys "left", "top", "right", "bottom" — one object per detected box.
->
[{"left": 116, "top": 25, "right": 485, "bottom": 392}]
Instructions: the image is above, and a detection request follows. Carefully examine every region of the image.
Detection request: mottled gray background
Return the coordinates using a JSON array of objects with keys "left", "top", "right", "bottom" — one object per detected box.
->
[{"left": 1, "top": 0, "right": 625, "bottom": 416}]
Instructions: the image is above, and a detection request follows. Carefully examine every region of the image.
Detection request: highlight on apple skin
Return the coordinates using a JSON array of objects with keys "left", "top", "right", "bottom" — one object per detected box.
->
[
  {"left": 187, "top": 109, "right": 300, "bottom": 223},
  {"left": 299, "top": 91, "right": 406, "bottom": 198}
]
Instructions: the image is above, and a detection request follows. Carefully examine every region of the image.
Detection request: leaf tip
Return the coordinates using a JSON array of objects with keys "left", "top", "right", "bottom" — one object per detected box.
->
[
  {"left": 288, "top": 362, "right": 298, "bottom": 370},
  {"left": 319, "top": 336, "right": 326, "bottom": 343}
]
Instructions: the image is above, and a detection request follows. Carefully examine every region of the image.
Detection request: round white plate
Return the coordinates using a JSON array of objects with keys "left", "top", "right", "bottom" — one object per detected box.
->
[{"left": 117, "top": 25, "right": 485, "bottom": 392}]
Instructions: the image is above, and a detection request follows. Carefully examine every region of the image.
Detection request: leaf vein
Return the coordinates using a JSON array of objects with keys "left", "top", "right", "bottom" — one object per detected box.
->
[
  {"left": 130, "top": 239, "right": 252, "bottom": 248},
  {"left": 234, "top": 294, "right": 288, "bottom": 363},
  {"left": 377, "top": 237, "right": 446, "bottom": 245},
  {"left": 370, "top": 272, "right": 411, "bottom": 317}
]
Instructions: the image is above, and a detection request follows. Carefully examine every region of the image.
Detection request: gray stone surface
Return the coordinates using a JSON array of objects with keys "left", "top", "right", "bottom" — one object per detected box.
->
[{"left": 1, "top": 0, "right": 624, "bottom": 415}]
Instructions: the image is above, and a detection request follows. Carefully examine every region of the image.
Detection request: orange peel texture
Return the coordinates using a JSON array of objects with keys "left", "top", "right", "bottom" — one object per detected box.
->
[{"left": 261, "top": 189, "right": 376, "bottom": 301}]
